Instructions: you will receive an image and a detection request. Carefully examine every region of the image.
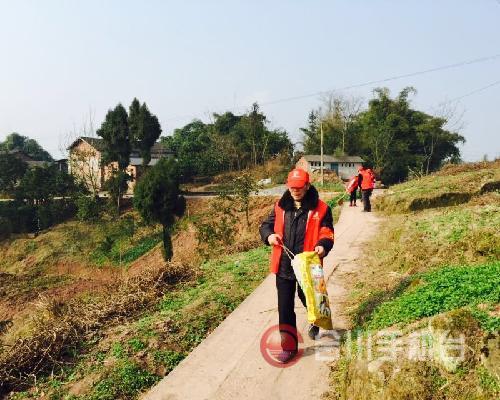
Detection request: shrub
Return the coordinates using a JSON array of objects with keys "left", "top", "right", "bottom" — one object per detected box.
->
[
  {"left": 76, "top": 196, "right": 101, "bottom": 221},
  {"left": 0, "top": 216, "right": 12, "bottom": 240}
]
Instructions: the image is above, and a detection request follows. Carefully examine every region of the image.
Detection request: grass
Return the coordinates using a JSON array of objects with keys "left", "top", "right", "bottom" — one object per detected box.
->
[
  {"left": 157, "top": 246, "right": 270, "bottom": 348},
  {"left": 80, "top": 246, "right": 269, "bottom": 399},
  {"left": 1, "top": 191, "right": 276, "bottom": 399},
  {"left": 0, "top": 211, "right": 163, "bottom": 275},
  {"left": 376, "top": 160, "right": 500, "bottom": 213},
  {"left": 361, "top": 203, "right": 499, "bottom": 278},
  {"left": 325, "top": 162, "right": 500, "bottom": 400},
  {"left": 366, "top": 262, "right": 500, "bottom": 331},
  {"left": 325, "top": 192, "right": 349, "bottom": 222},
  {"left": 91, "top": 231, "right": 162, "bottom": 266},
  {"left": 316, "top": 181, "right": 346, "bottom": 192},
  {"left": 6, "top": 246, "right": 271, "bottom": 399},
  {"left": 86, "top": 360, "right": 159, "bottom": 400}
]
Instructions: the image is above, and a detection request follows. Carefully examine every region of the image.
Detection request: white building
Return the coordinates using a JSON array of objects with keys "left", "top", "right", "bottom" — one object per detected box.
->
[{"left": 296, "top": 155, "right": 365, "bottom": 180}]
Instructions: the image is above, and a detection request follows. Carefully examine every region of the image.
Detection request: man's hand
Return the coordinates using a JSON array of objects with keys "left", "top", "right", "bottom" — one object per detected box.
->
[
  {"left": 268, "top": 233, "right": 282, "bottom": 246},
  {"left": 314, "top": 246, "right": 325, "bottom": 258}
]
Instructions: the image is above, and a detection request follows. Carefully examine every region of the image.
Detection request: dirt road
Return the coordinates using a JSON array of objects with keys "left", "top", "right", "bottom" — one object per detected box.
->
[{"left": 142, "top": 202, "right": 381, "bottom": 400}]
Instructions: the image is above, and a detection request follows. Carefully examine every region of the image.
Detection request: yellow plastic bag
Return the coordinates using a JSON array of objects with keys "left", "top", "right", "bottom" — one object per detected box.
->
[{"left": 291, "top": 251, "right": 333, "bottom": 330}]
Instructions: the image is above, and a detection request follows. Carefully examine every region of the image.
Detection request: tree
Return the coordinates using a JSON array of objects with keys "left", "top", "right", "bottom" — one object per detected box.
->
[
  {"left": 227, "top": 172, "right": 260, "bottom": 227},
  {"left": 162, "top": 119, "right": 215, "bottom": 180},
  {"left": 0, "top": 133, "right": 53, "bottom": 161},
  {"left": 300, "top": 87, "right": 465, "bottom": 184},
  {"left": 97, "top": 104, "right": 131, "bottom": 170},
  {"left": 357, "top": 87, "right": 464, "bottom": 183},
  {"left": 134, "top": 158, "right": 186, "bottom": 261},
  {"left": 16, "top": 164, "right": 82, "bottom": 206},
  {"left": 320, "top": 93, "right": 364, "bottom": 155},
  {"left": 97, "top": 104, "right": 131, "bottom": 213},
  {"left": 242, "top": 102, "right": 267, "bottom": 166},
  {"left": 415, "top": 113, "right": 464, "bottom": 174},
  {"left": 0, "top": 152, "right": 28, "bottom": 195},
  {"left": 68, "top": 145, "right": 101, "bottom": 197},
  {"left": 129, "top": 98, "right": 162, "bottom": 167},
  {"left": 301, "top": 110, "right": 321, "bottom": 154},
  {"left": 195, "top": 194, "right": 237, "bottom": 259},
  {"left": 103, "top": 170, "right": 130, "bottom": 215},
  {"left": 163, "top": 105, "right": 293, "bottom": 180},
  {"left": 302, "top": 95, "right": 363, "bottom": 157}
]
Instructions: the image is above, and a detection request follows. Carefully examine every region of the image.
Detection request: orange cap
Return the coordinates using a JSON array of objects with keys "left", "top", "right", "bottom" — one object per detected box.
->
[{"left": 287, "top": 168, "right": 309, "bottom": 188}]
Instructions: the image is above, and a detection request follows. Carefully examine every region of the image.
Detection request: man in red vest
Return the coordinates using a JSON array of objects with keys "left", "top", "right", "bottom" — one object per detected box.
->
[
  {"left": 259, "top": 168, "right": 334, "bottom": 363},
  {"left": 358, "top": 165, "right": 375, "bottom": 212}
]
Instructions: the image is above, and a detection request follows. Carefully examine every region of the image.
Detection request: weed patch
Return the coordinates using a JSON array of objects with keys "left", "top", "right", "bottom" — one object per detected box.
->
[
  {"left": 87, "top": 359, "right": 159, "bottom": 400},
  {"left": 366, "top": 263, "right": 500, "bottom": 330}
]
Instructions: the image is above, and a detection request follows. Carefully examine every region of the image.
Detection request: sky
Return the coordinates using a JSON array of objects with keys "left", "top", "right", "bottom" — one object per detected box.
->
[{"left": 0, "top": 0, "right": 499, "bottom": 161}]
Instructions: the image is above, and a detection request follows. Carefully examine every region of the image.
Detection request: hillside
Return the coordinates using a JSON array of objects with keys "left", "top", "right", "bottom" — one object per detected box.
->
[
  {"left": 325, "top": 161, "right": 500, "bottom": 400},
  {"left": 0, "top": 195, "right": 283, "bottom": 399}
]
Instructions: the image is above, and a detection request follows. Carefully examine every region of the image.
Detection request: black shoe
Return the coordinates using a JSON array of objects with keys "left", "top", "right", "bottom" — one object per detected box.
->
[
  {"left": 276, "top": 349, "right": 298, "bottom": 363},
  {"left": 308, "top": 324, "right": 320, "bottom": 340}
]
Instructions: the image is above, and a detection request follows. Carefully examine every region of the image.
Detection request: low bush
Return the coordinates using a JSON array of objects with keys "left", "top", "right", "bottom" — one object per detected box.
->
[{"left": 76, "top": 196, "right": 101, "bottom": 222}]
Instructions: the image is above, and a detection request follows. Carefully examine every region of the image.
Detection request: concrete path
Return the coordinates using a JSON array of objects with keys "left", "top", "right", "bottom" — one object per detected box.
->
[{"left": 142, "top": 202, "right": 381, "bottom": 400}]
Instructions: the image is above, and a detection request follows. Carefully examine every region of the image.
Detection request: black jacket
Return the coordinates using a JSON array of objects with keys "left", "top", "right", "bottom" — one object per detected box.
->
[{"left": 259, "top": 186, "right": 334, "bottom": 280}]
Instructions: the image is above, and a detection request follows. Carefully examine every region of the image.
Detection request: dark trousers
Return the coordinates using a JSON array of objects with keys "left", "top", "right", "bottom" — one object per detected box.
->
[
  {"left": 362, "top": 189, "right": 373, "bottom": 211},
  {"left": 349, "top": 189, "right": 357, "bottom": 205},
  {"left": 276, "top": 275, "right": 307, "bottom": 350}
]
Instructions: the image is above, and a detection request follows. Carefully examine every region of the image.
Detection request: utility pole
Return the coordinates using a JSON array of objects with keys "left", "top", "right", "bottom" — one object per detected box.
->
[{"left": 320, "top": 121, "right": 324, "bottom": 186}]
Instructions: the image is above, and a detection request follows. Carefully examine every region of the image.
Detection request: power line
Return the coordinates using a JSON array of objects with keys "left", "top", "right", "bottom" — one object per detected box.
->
[
  {"left": 258, "top": 53, "right": 500, "bottom": 107},
  {"left": 164, "top": 52, "right": 500, "bottom": 122},
  {"left": 445, "top": 79, "right": 500, "bottom": 103}
]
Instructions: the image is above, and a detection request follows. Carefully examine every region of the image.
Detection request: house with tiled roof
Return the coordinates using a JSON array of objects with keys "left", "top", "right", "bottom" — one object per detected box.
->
[{"left": 67, "top": 136, "right": 173, "bottom": 194}]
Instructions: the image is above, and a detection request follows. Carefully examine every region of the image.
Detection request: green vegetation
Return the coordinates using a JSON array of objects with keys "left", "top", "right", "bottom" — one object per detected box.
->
[
  {"left": 152, "top": 350, "right": 185, "bottom": 372},
  {"left": 88, "top": 360, "right": 159, "bottom": 400},
  {"left": 96, "top": 98, "right": 163, "bottom": 214},
  {"left": 377, "top": 160, "right": 500, "bottom": 213},
  {"left": 325, "top": 192, "right": 348, "bottom": 222},
  {"left": 367, "top": 262, "right": 500, "bottom": 330},
  {"left": 119, "top": 233, "right": 162, "bottom": 263},
  {"left": 302, "top": 88, "right": 464, "bottom": 184},
  {"left": 0, "top": 134, "right": 86, "bottom": 237},
  {"left": 128, "top": 98, "right": 162, "bottom": 167},
  {"left": 163, "top": 103, "right": 293, "bottom": 181},
  {"left": 0, "top": 151, "right": 28, "bottom": 194},
  {"left": 134, "top": 158, "right": 186, "bottom": 261},
  {"left": 157, "top": 246, "right": 270, "bottom": 346},
  {"left": 1, "top": 241, "right": 270, "bottom": 399},
  {"left": 0, "top": 132, "right": 53, "bottom": 161},
  {"left": 326, "top": 161, "right": 500, "bottom": 400},
  {"left": 86, "top": 216, "right": 162, "bottom": 266},
  {"left": 0, "top": 212, "right": 162, "bottom": 279},
  {"left": 316, "top": 181, "right": 346, "bottom": 192}
]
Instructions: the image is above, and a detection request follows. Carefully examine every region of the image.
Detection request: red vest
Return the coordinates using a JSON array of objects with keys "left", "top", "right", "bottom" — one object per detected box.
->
[
  {"left": 346, "top": 176, "right": 359, "bottom": 193},
  {"left": 360, "top": 169, "right": 375, "bottom": 190},
  {"left": 269, "top": 199, "right": 334, "bottom": 274}
]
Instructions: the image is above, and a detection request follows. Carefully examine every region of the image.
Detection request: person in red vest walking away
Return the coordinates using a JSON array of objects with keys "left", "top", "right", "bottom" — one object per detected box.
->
[
  {"left": 358, "top": 165, "right": 376, "bottom": 212},
  {"left": 346, "top": 175, "right": 359, "bottom": 207},
  {"left": 259, "top": 168, "right": 334, "bottom": 363}
]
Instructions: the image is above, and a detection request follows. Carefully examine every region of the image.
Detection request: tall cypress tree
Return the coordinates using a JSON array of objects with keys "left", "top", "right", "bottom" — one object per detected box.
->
[
  {"left": 97, "top": 104, "right": 131, "bottom": 213},
  {"left": 134, "top": 158, "right": 185, "bottom": 261},
  {"left": 129, "top": 98, "right": 162, "bottom": 167}
]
